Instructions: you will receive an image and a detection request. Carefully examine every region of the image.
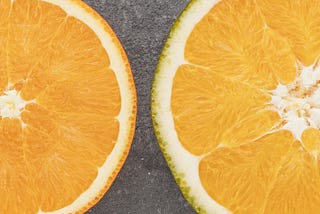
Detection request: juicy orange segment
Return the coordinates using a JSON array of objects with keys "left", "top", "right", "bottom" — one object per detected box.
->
[
  {"left": 199, "top": 131, "right": 296, "bottom": 213},
  {"left": 0, "top": 0, "right": 136, "bottom": 213},
  {"left": 0, "top": 0, "right": 10, "bottom": 91},
  {"left": 185, "top": 0, "right": 297, "bottom": 89},
  {"left": 172, "top": 64, "right": 271, "bottom": 155},
  {"left": 301, "top": 128, "right": 320, "bottom": 152},
  {"left": 263, "top": 149, "right": 320, "bottom": 213},
  {"left": 221, "top": 110, "right": 280, "bottom": 147},
  {"left": 35, "top": 68, "right": 120, "bottom": 114},
  {"left": 256, "top": 0, "right": 320, "bottom": 66}
]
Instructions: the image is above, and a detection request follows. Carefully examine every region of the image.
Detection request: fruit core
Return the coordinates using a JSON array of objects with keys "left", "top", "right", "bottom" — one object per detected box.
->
[
  {"left": 272, "top": 63, "right": 320, "bottom": 140},
  {"left": 0, "top": 89, "right": 31, "bottom": 119}
]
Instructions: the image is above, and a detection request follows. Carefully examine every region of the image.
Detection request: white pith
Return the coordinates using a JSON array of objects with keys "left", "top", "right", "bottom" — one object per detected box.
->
[
  {"left": 15, "top": 0, "right": 136, "bottom": 213},
  {"left": 0, "top": 89, "right": 32, "bottom": 119},
  {"left": 271, "top": 63, "right": 320, "bottom": 141},
  {"left": 153, "top": 0, "right": 229, "bottom": 213}
]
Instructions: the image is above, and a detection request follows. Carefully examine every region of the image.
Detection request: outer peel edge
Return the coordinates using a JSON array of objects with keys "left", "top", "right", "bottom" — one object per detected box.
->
[{"left": 151, "top": 0, "right": 229, "bottom": 213}]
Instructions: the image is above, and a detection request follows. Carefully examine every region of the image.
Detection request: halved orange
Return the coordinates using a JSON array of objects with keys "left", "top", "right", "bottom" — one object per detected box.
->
[
  {"left": 152, "top": 0, "right": 320, "bottom": 213},
  {"left": 0, "top": 0, "right": 136, "bottom": 213}
]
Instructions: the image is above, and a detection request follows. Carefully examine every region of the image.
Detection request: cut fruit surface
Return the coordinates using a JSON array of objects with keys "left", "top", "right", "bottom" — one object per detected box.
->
[
  {"left": 152, "top": 0, "right": 320, "bottom": 213},
  {"left": 0, "top": 0, "right": 136, "bottom": 213}
]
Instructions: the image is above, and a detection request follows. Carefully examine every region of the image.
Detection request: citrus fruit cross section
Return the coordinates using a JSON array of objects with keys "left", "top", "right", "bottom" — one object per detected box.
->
[
  {"left": 152, "top": 0, "right": 320, "bottom": 213},
  {"left": 0, "top": 0, "right": 136, "bottom": 213}
]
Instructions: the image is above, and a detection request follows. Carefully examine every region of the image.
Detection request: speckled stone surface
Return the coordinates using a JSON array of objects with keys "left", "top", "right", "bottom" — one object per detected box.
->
[{"left": 83, "top": 0, "right": 196, "bottom": 213}]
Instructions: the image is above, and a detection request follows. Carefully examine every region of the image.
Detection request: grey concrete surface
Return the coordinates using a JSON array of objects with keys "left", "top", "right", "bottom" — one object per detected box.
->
[{"left": 83, "top": 1, "right": 196, "bottom": 213}]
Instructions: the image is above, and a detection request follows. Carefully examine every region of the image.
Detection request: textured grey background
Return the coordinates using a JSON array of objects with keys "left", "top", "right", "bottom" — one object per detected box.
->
[{"left": 82, "top": 0, "right": 196, "bottom": 213}]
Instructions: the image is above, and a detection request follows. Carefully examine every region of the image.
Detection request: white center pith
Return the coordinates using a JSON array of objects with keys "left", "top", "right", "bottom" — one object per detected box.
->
[
  {"left": 0, "top": 89, "right": 30, "bottom": 119},
  {"left": 271, "top": 63, "right": 320, "bottom": 140}
]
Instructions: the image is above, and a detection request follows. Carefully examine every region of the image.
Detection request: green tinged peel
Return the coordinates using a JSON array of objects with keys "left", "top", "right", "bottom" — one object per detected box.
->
[{"left": 151, "top": 1, "right": 210, "bottom": 213}]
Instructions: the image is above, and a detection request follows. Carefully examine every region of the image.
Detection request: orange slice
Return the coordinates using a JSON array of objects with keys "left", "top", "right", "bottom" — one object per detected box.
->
[
  {"left": 152, "top": 0, "right": 320, "bottom": 213},
  {"left": 0, "top": 0, "right": 136, "bottom": 213}
]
